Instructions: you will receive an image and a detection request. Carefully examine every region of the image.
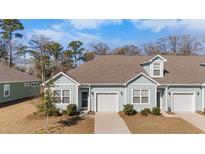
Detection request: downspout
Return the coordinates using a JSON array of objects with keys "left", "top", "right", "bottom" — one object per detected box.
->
[
  {"left": 202, "top": 85, "right": 204, "bottom": 112},
  {"left": 89, "top": 84, "right": 91, "bottom": 112}
]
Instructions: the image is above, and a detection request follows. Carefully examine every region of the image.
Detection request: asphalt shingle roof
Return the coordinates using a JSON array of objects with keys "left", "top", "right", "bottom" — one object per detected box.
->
[
  {"left": 0, "top": 63, "right": 41, "bottom": 83},
  {"left": 67, "top": 55, "right": 205, "bottom": 85}
]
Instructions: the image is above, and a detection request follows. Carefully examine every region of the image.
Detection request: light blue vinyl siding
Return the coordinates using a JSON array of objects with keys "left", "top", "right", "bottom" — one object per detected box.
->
[
  {"left": 142, "top": 63, "right": 150, "bottom": 75},
  {"left": 126, "top": 85, "right": 156, "bottom": 111},
  {"left": 126, "top": 74, "right": 157, "bottom": 111},
  {"left": 51, "top": 75, "right": 78, "bottom": 110},
  {"left": 167, "top": 86, "right": 202, "bottom": 112},
  {"left": 54, "top": 75, "right": 76, "bottom": 84},
  {"left": 90, "top": 86, "right": 124, "bottom": 111},
  {"left": 0, "top": 82, "right": 40, "bottom": 104},
  {"left": 127, "top": 75, "right": 156, "bottom": 85}
]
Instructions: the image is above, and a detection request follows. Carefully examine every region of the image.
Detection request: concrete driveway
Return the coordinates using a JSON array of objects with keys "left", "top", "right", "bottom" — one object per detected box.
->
[
  {"left": 95, "top": 112, "right": 130, "bottom": 134},
  {"left": 176, "top": 112, "right": 205, "bottom": 132}
]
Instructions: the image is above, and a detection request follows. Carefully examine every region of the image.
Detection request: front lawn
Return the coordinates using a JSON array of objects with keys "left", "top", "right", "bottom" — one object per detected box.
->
[
  {"left": 0, "top": 99, "right": 94, "bottom": 134},
  {"left": 119, "top": 112, "right": 203, "bottom": 134}
]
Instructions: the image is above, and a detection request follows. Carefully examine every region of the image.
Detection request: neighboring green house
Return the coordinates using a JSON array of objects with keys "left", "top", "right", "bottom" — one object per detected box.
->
[
  {"left": 0, "top": 64, "right": 41, "bottom": 104},
  {"left": 44, "top": 55, "right": 205, "bottom": 113}
]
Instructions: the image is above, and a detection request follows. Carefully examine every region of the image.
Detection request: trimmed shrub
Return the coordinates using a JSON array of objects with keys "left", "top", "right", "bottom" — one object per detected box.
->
[
  {"left": 152, "top": 107, "right": 161, "bottom": 115},
  {"left": 123, "top": 104, "right": 137, "bottom": 116},
  {"left": 62, "top": 110, "right": 67, "bottom": 115},
  {"left": 144, "top": 108, "right": 151, "bottom": 114},
  {"left": 140, "top": 109, "right": 148, "bottom": 116},
  {"left": 53, "top": 108, "right": 62, "bottom": 116},
  {"left": 67, "top": 104, "right": 77, "bottom": 116}
]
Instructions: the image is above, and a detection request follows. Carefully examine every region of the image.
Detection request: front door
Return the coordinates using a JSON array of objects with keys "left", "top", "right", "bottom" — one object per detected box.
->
[
  {"left": 157, "top": 91, "right": 161, "bottom": 108},
  {"left": 81, "top": 91, "right": 88, "bottom": 108}
]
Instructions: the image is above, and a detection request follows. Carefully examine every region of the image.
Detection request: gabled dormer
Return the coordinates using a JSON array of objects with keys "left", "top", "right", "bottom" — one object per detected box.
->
[{"left": 141, "top": 55, "right": 167, "bottom": 78}]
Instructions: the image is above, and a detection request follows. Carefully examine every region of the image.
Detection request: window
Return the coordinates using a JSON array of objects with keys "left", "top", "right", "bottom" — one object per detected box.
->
[
  {"left": 53, "top": 90, "right": 61, "bottom": 103},
  {"left": 62, "top": 90, "right": 70, "bottom": 104},
  {"left": 4, "top": 84, "right": 10, "bottom": 97},
  {"left": 133, "top": 90, "right": 140, "bottom": 103},
  {"left": 153, "top": 62, "right": 161, "bottom": 76},
  {"left": 53, "top": 90, "right": 70, "bottom": 104},
  {"left": 133, "top": 90, "right": 149, "bottom": 104},
  {"left": 141, "top": 90, "right": 149, "bottom": 103},
  {"left": 24, "top": 83, "right": 30, "bottom": 87}
]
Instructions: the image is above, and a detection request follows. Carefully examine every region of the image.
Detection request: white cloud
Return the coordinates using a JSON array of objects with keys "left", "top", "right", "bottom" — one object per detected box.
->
[
  {"left": 28, "top": 29, "right": 66, "bottom": 42},
  {"left": 67, "top": 19, "right": 122, "bottom": 30},
  {"left": 131, "top": 19, "right": 205, "bottom": 32},
  {"left": 26, "top": 26, "right": 101, "bottom": 47}
]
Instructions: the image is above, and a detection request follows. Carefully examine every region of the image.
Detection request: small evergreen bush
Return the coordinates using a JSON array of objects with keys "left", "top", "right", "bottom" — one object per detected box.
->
[
  {"left": 144, "top": 108, "right": 151, "bottom": 114},
  {"left": 152, "top": 107, "right": 161, "bottom": 115},
  {"left": 140, "top": 109, "right": 148, "bottom": 116},
  {"left": 123, "top": 104, "right": 137, "bottom": 116},
  {"left": 67, "top": 104, "right": 77, "bottom": 116}
]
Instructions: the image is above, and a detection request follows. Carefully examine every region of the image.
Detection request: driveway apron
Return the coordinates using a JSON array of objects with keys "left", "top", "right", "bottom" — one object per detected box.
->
[
  {"left": 176, "top": 112, "right": 205, "bottom": 132},
  {"left": 95, "top": 112, "right": 130, "bottom": 134}
]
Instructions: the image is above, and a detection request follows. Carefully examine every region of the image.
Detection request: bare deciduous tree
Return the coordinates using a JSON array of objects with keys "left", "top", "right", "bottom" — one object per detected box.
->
[
  {"left": 113, "top": 45, "right": 142, "bottom": 55},
  {"left": 90, "top": 42, "right": 110, "bottom": 55}
]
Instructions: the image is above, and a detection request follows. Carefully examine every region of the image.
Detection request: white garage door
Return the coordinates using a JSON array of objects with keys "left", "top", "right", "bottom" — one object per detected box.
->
[
  {"left": 96, "top": 93, "right": 118, "bottom": 112},
  {"left": 173, "top": 93, "right": 195, "bottom": 112}
]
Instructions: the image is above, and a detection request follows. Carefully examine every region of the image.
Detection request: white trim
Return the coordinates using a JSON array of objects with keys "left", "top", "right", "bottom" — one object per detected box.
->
[
  {"left": 53, "top": 83, "right": 77, "bottom": 86},
  {"left": 0, "top": 80, "right": 40, "bottom": 84},
  {"left": 124, "top": 85, "right": 127, "bottom": 105},
  {"left": 157, "top": 90, "right": 163, "bottom": 110},
  {"left": 131, "top": 89, "right": 150, "bottom": 104},
  {"left": 3, "top": 84, "right": 10, "bottom": 97},
  {"left": 202, "top": 86, "right": 205, "bottom": 111},
  {"left": 52, "top": 89, "right": 72, "bottom": 105},
  {"left": 150, "top": 61, "right": 163, "bottom": 78},
  {"left": 171, "top": 91, "right": 196, "bottom": 112},
  {"left": 155, "top": 85, "right": 157, "bottom": 107},
  {"left": 43, "top": 72, "right": 80, "bottom": 86},
  {"left": 76, "top": 85, "right": 79, "bottom": 109},
  {"left": 162, "top": 84, "right": 203, "bottom": 86},
  {"left": 141, "top": 55, "right": 167, "bottom": 65},
  {"left": 24, "top": 83, "right": 30, "bottom": 87},
  {"left": 88, "top": 84, "right": 91, "bottom": 111},
  {"left": 128, "top": 83, "right": 156, "bottom": 85},
  {"left": 165, "top": 86, "right": 168, "bottom": 111},
  {"left": 123, "top": 72, "right": 160, "bottom": 86},
  {"left": 94, "top": 91, "right": 120, "bottom": 112}
]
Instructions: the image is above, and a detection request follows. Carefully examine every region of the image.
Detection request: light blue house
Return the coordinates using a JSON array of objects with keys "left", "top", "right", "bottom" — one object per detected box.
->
[{"left": 44, "top": 55, "right": 205, "bottom": 113}]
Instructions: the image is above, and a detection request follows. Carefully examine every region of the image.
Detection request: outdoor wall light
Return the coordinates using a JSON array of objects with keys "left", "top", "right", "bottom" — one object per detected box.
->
[
  {"left": 167, "top": 107, "right": 171, "bottom": 113},
  {"left": 120, "top": 91, "right": 123, "bottom": 95},
  {"left": 92, "top": 92, "right": 94, "bottom": 95},
  {"left": 197, "top": 92, "right": 200, "bottom": 95},
  {"left": 168, "top": 92, "right": 171, "bottom": 95}
]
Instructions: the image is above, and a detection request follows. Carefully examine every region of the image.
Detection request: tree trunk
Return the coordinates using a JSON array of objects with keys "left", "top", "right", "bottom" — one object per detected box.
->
[
  {"left": 46, "top": 113, "right": 49, "bottom": 133},
  {"left": 41, "top": 66, "right": 45, "bottom": 83},
  {"left": 9, "top": 34, "right": 12, "bottom": 67}
]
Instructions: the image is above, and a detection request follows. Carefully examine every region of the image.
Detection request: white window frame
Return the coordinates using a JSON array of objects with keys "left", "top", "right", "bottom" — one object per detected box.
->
[
  {"left": 151, "top": 61, "right": 163, "bottom": 78},
  {"left": 31, "top": 82, "right": 35, "bottom": 87},
  {"left": 132, "top": 89, "right": 150, "bottom": 104},
  {"left": 53, "top": 89, "right": 71, "bottom": 105},
  {"left": 4, "top": 84, "right": 10, "bottom": 97},
  {"left": 24, "top": 83, "right": 30, "bottom": 87}
]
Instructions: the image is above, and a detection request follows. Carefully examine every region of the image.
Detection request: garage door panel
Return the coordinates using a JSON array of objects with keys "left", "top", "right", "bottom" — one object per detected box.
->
[
  {"left": 97, "top": 93, "right": 118, "bottom": 112},
  {"left": 173, "top": 93, "right": 195, "bottom": 112}
]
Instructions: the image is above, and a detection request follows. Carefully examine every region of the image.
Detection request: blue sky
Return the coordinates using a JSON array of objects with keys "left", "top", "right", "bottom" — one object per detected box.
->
[{"left": 20, "top": 19, "right": 205, "bottom": 49}]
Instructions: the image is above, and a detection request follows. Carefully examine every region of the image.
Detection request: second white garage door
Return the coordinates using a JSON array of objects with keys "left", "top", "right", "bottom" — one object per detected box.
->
[
  {"left": 96, "top": 93, "right": 118, "bottom": 112},
  {"left": 173, "top": 93, "right": 195, "bottom": 112}
]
